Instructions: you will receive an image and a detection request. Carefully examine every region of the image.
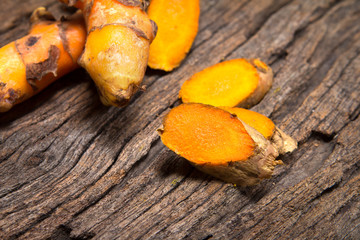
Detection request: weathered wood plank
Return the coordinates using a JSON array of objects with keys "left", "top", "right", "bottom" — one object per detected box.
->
[{"left": 0, "top": 0, "right": 359, "bottom": 239}]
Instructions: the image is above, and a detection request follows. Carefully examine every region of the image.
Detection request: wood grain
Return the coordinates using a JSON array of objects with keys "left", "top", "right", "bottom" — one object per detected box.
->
[{"left": 0, "top": 0, "right": 359, "bottom": 239}]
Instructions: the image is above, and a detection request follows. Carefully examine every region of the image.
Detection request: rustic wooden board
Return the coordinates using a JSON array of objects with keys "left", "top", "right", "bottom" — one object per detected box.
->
[{"left": 1, "top": 0, "right": 360, "bottom": 239}]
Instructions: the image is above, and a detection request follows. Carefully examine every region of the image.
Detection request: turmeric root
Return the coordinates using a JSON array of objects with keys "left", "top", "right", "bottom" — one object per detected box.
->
[
  {"left": 158, "top": 103, "right": 282, "bottom": 186},
  {"left": 179, "top": 58, "right": 273, "bottom": 108},
  {"left": 221, "top": 107, "right": 297, "bottom": 154},
  {"left": 0, "top": 7, "right": 86, "bottom": 112},
  {"left": 147, "top": 0, "right": 200, "bottom": 71},
  {"left": 59, "top": 0, "right": 157, "bottom": 107}
]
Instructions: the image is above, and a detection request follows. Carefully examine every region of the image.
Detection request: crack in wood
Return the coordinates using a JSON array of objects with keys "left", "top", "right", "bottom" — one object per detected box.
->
[
  {"left": 349, "top": 103, "right": 360, "bottom": 121},
  {"left": 201, "top": 234, "right": 214, "bottom": 240},
  {"left": 312, "top": 181, "right": 340, "bottom": 201},
  {"left": 307, "top": 130, "right": 335, "bottom": 143},
  {"left": 51, "top": 224, "right": 94, "bottom": 240}
]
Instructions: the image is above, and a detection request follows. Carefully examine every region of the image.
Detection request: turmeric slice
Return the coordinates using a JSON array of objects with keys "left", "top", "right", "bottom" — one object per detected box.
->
[
  {"left": 147, "top": 0, "right": 200, "bottom": 71},
  {"left": 0, "top": 7, "right": 86, "bottom": 112},
  {"left": 59, "top": 0, "right": 157, "bottom": 107},
  {"left": 179, "top": 58, "right": 273, "bottom": 108},
  {"left": 158, "top": 103, "right": 282, "bottom": 186},
  {"left": 221, "top": 107, "right": 297, "bottom": 154}
]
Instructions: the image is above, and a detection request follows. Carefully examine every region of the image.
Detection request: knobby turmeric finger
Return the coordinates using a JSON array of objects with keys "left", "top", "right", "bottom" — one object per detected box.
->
[
  {"left": 220, "top": 107, "right": 297, "bottom": 154},
  {"left": 0, "top": 7, "right": 86, "bottom": 112},
  {"left": 147, "top": 0, "right": 200, "bottom": 71},
  {"left": 179, "top": 58, "right": 273, "bottom": 108},
  {"left": 158, "top": 103, "right": 282, "bottom": 186},
  {"left": 59, "top": 0, "right": 157, "bottom": 107}
]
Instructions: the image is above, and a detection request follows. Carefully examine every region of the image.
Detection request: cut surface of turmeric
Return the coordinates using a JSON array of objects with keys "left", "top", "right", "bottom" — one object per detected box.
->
[
  {"left": 147, "top": 0, "right": 200, "bottom": 71},
  {"left": 59, "top": 0, "right": 157, "bottom": 107},
  {"left": 179, "top": 58, "right": 273, "bottom": 108},
  {"left": 160, "top": 103, "right": 255, "bottom": 165},
  {"left": 0, "top": 7, "right": 86, "bottom": 112},
  {"left": 159, "top": 103, "right": 282, "bottom": 186}
]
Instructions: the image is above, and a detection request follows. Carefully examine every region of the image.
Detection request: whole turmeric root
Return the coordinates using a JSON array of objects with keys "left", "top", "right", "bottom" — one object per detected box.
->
[
  {"left": 179, "top": 58, "right": 273, "bottom": 108},
  {"left": 221, "top": 107, "right": 297, "bottom": 155},
  {"left": 158, "top": 103, "right": 283, "bottom": 186},
  {"left": 0, "top": 7, "right": 86, "bottom": 112},
  {"left": 147, "top": 0, "right": 200, "bottom": 71},
  {"left": 59, "top": 0, "right": 157, "bottom": 107}
]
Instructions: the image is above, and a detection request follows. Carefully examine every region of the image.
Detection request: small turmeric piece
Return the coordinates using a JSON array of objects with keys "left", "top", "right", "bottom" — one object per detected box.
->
[
  {"left": 59, "top": 0, "right": 157, "bottom": 107},
  {"left": 158, "top": 103, "right": 282, "bottom": 186},
  {"left": 147, "top": 0, "right": 200, "bottom": 71},
  {"left": 179, "top": 58, "right": 273, "bottom": 108},
  {"left": 0, "top": 7, "right": 86, "bottom": 112},
  {"left": 220, "top": 107, "right": 297, "bottom": 154}
]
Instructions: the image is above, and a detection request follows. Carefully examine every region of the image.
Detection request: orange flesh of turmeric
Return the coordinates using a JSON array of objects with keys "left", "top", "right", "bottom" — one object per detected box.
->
[
  {"left": 220, "top": 107, "right": 276, "bottom": 139},
  {"left": 148, "top": 0, "right": 200, "bottom": 71},
  {"left": 179, "top": 59, "right": 260, "bottom": 107},
  {"left": 160, "top": 103, "right": 255, "bottom": 165},
  {"left": 0, "top": 8, "right": 86, "bottom": 112}
]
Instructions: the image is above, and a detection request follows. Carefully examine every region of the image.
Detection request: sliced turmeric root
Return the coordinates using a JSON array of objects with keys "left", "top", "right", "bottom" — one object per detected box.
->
[
  {"left": 220, "top": 107, "right": 297, "bottom": 154},
  {"left": 158, "top": 103, "right": 282, "bottom": 186},
  {"left": 0, "top": 7, "right": 86, "bottom": 112},
  {"left": 179, "top": 58, "right": 273, "bottom": 108},
  {"left": 147, "top": 0, "right": 200, "bottom": 71},
  {"left": 59, "top": 0, "right": 157, "bottom": 107}
]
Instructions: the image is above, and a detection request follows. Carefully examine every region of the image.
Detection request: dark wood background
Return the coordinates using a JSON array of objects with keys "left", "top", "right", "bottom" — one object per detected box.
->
[{"left": 1, "top": 0, "right": 360, "bottom": 239}]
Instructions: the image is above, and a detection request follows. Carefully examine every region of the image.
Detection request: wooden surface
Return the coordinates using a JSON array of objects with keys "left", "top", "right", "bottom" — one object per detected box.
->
[{"left": 1, "top": 0, "right": 360, "bottom": 239}]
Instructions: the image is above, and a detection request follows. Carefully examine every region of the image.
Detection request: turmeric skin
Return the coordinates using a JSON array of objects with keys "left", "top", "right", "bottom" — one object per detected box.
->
[
  {"left": 0, "top": 7, "right": 86, "bottom": 112},
  {"left": 158, "top": 103, "right": 282, "bottom": 186},
  {"left": 59, "top": 0, "right": 157, "bottom": 107},
  {"left": 221, "top": 107, "right": 297, "bottom": 154},
  {"left": 147, "top": 0, "right": 200, "bottom": 71},
  {"left": 179, "top": 58, "right": 273, "bottom": 108}
]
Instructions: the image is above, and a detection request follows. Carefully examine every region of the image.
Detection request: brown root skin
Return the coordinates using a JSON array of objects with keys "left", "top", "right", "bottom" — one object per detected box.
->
[
  {"left": 271, "top": 127, "right": 298, "bottom": 155},
  {"left": 158, "top": 103, "right": 283, "bottom": 186},
  {"left": 25, "top": 45, "right": 60, "bottom": 85},
  {"left": 237, "top": 59, "right": 273, "bottom": 108}
]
